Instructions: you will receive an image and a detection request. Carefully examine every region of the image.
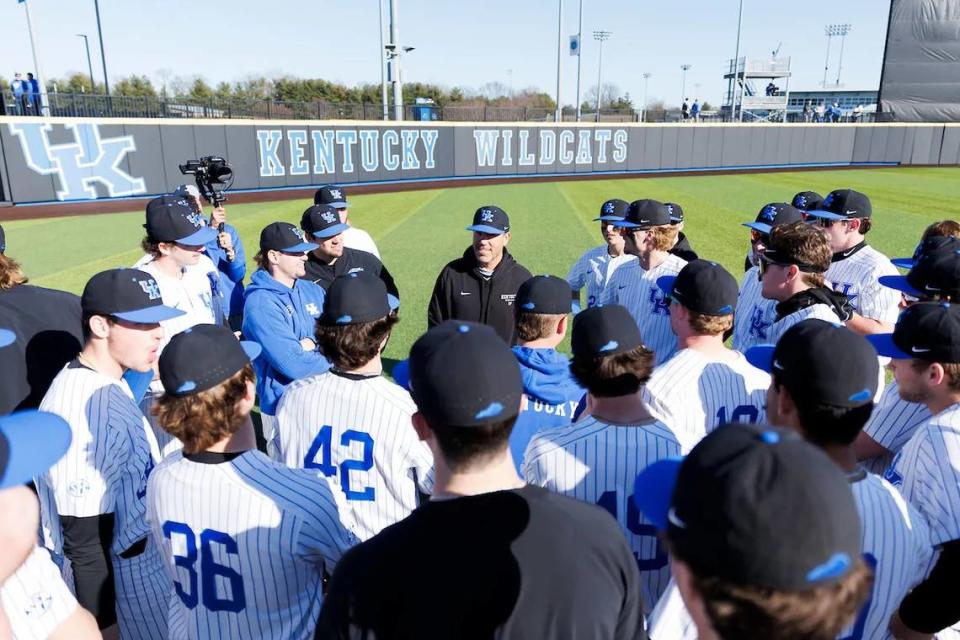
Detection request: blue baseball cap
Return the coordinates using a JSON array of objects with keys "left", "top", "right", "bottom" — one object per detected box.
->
[
  {"left": 742, "top": 203, "right": 804, "bottom": 235},
  {"left": 314, "top": 185, "right": 348, "bottom": 209},
  {"left": 261, "top": 222, "right": 319, "bottom": 253},
  {"left": 805, "top": 189, "right": 872, "bottom": 222},
  {"left": 0, "top": 410, "right": 72, "bottom": 490},
  {"left": 891, "top": 235, "right": 960, "bottom": 271},
  {"left": 467, "top": 206, "right": 510, "bottom": 235},
  {"left": 81, "top": 269, "right": 185, "bottom": 324},
  {"left": 879, "top": 245, "right": 960, "bottom": 300},
  {"left": 791, "top": 191, "right": 824, "bottom": 213},
  {"left": 594, "top": 199, "right": 630, "bottom": 222},
  {"left": 301, "top": 205, "right": 350, "bottom": 239},
  {"left": 145, "top": 195, "right": 218, "bottom": 245}
]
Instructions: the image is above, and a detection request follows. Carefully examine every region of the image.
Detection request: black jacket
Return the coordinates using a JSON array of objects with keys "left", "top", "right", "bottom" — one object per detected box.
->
[
  {"left": 303, "top": 247, "right": 399, "bottom": 299},
  {"left": 428, "top": 247, "right": 532, "bottom": 344},
  {"left": 669, "top": 232, "right": 698, "bottom": 262}
]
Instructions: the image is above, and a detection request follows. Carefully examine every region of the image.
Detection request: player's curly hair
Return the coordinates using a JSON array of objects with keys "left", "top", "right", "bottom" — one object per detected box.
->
[
  {"left": 922, "top": 219, "right": 960, "bottom": 242},
  {"left": 315, "top": 314, "right": 398, "bottom": 371},
  {"left": 767, "top": 222, "right": 831, "bottom": 287},
  {"left": 153, "top": 364, "right": 255, "bottom": 454},
  {"left": 649, "top": 225, "right": 680, "bottom": 252},
  {"left": 570, "top": 345, "right": 655, "bottom": 397},
  {"left": 687, "top": 310, "right": 734, "bottom": 337},
  {"left": 0, "top": 253, "right": 28, "bottom": 290},
  {"left": 141, "top": 234, "right": 162, "bottom": 258}
]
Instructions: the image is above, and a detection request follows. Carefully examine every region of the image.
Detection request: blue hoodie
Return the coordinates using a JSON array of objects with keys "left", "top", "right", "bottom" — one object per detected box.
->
[
  {"left": 204, "top": 223, "right": 246, "bottom": 324},
  {"left": 509, "top": 346, "right": 585, "bottom": 473},
  {"left": 242, "top": 269, "right": 330, "bottom": 415}
]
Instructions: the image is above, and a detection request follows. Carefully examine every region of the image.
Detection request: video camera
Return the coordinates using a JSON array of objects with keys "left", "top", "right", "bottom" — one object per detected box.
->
[{"left": 179, "top": 156, "right": 233, "bottom": 208}]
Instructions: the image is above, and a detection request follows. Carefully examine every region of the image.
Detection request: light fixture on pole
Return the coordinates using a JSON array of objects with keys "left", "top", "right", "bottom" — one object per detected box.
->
[
  {"left": 680, "top": 64, "right": 691, "bottom": 104},
  {"left": 641, "top": 72, "right": 651, "bottom": 122},
  {"left": 822, "top": 23, "right": 849, "bottom": 88},
  {"left": 385, "top": 0, "right": 414, "bottom": 121},
  {"left": 93, "top": 0, "right": 110, "bottom": 96},
  {"left": 593, "top": 30, "right": 612, "bottom": 122},
  {"left": 834, "top": 23, "right": 852, "bottom": 86},
  {"left": 77, "top": 34, "right": 96, "bottom": 93}
]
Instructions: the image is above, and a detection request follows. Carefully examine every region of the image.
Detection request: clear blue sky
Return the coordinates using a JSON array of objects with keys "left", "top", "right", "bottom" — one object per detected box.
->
[{"left": 1, "top": 0, "right": 890, "bottom": 107}]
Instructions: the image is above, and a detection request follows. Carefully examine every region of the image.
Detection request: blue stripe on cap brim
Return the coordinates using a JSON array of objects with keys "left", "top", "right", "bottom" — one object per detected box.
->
[
  {"left": 656, "top": 275, "right": 677, "bottom": 296},
  {"left": 392, "top": 359, "right": 411, "bottom": 390},
  {"left": 593, "top": 215, "right": 626, "bottom": 222},
  {"left": 466, "top": 224, "right": 506, "bottom": 235},
  {"left": 804, "top": 209, "right": 847, "bottom": 221},
  {"left": 612, "top": 220, "right": 640, "bottom": 228},
  {"left": 241, "top": 340, "right": 262, "bottom": 362},
  {"left": 312, "top": 223, "right": 350, "bottom": 239},
  {"left": 632, "top": 457, "right": 684, "bottom": 531},
  {"left": 283, "top": 241, "right": 320, "bottom": 253},
  {"left": 113, "top": 304, "right": 186, "bottom": 324},
  {"left": 891, "top": 258, "right": 916, "bottom": 270},
  {"left": 877, "top": 275, "right": 924, "bottom": 297},
  {"left": 387, "top": 294, "right": 401, "bottom": 312},
  {"left": 0, "top": 328, "right": 14, "bottom": 348},
  {"left": 327, "top": 201, "right": 348, "bottom": 208},
  {"left": 742, "top": 222, "right": 773, "bottom": 234},
  {"left": 866, "top": 333, "right": 912, "bottom": 360},
  {"left": 744, "top": 344, "right": 776, "bottom": 372},
  {"left": 176, "top": 226, "right": 219, "bottom": 246},
  {"left": 669, "top": 216, "right": 683, "bottom": 223},
  {"left": 0, "top": 410, "right": 72, "bottom": 489}
]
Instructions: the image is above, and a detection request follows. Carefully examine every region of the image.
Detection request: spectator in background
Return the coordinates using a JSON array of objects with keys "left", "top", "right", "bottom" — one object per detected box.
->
[
  {"left": 690, "top": 99, "right": 701, "bottom": 122},
  {"left": 25, "top": 73, "right": 39, "bottom": 114},
  {"left": 815, "top": 102, "right": 826, "bottom": 122},
  {"left": 802, "top": 101, "right": 812, "bottom": 122},
  {"left": 681, "top": 99, "right": 690, "bottom": 121},
  {"left": 10, "top": 73, "right": 25, "bottom": 115}
]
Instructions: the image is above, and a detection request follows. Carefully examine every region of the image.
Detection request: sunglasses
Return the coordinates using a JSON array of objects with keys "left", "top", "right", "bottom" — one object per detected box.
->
[
  {"left": 757, "top": 254, "right": 792, "bottom": 279},
  {"left": 815, "top": 217, "right": 849, "bottom": 228},
  {"left": 750, "top": 230, "right": 768, "bottom": 244}
]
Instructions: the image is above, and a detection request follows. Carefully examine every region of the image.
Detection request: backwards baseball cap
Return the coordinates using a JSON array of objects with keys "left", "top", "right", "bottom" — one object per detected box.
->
[
  {"left": 746, "top": 319, "right": 878, "bottom": 407},
  {"left": 571, "top": 305, "right": 644, "bottom": 358},
  {"left": 0, "top": 410, "right": 72, "bottom": 490},
  {"left": 144, "top": 195, "right": 217, "bottom": 245},
  {"left": 173, "top": 184, "right": 201, "bottom": 199},
  {"left": 868, "top": 302, "right": 960, "bottom": 362},
  {"left": 658, "top": 260, "right": 738, "bottom": 316},
  {"left": 594, "top": 199, "right": 630, "bottom": 222},
  {"left": 81, "top": 268, "right": 185, "bottom": 324},
  {"left": 634, "top": 423, "right": 861, "bottom": 591},
  {"left": 805, "top": 189, "right": 872, "bottom": 222},
  {"left": 319, "top": 272, "right": 400, "bottom": 326},
  {"left": 666, "top": 202, "right": 684, "bottom": 224},
  {"left": 259, "top": 222, "right": 318, "bottom": 253},
  {"left": 400, "top": 321, "right": 522, "bottom": 427},
  {"left": 614, "top": 199, "right": 672, "bottom": 229},
  {"left": 891, "top": 235, "right": 960, "bottom": 270},
  {"left": 742, "top": 203, "right": 804, "bottom": 235},
  {"left": 159, "top": 324, "right": 261, "bottom": 396},
  {"left": 466, "top": 206, "right": 510, "bottom": 235},
  {"left": 791, "top": 191, "right": 824, "bottom": 212},
  {"left": 516, "top": 275, "right": 578, "bottom": 315},
  {"left": 879, "top": 243, "right": 960, "bottom": 300},
  {"left": 314, "top": 185, "right": 348, "bottom": 208},
  {"left": 301, "top": 204, "right": 350, "bottom": 239}
]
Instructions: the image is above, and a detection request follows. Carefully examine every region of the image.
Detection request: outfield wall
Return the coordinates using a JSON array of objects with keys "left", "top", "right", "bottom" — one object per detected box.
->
[{"left": 0, "top": 117, "right": 957, "bottom": 205}]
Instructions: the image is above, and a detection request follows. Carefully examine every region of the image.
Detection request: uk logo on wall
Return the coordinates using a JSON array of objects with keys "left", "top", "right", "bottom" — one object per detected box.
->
[{"left": 8, "top": 123, "right": 147, "bottom": 200}]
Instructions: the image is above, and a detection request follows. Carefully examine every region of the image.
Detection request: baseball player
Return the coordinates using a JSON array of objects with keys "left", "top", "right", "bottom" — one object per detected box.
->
[
  {"left": 731, "top": 203, "right": 805, "bottom": 352},
  {"left": 805, "top": 189, "right": 900, "bottom": 334},
  {"left": 314, "top": 185, "right": 380, "bottom": 258},
  {"left": 36, "top": 268, "right": 183, "bottom": 639},
  {"left": 790, "top": 190, "right": 823, "bottom": 215},
  {"left": 565, "top": 199, "right": 636, "bottom": 309},
  {"left": 604, "top": 199, "right": 688, "bottom": 365},
  {"left": 524, "top": 304, "right": 680, "bottom": 613},
  {"left": 275, "top": 272, "right": 433, "bottom": 541},
  {"left": 666, "top": 202, "right": 698, "bottom": 261},
  {"left": 643, "top": 260, "right": 770, "bottom": 452},
  {"left": 871, "top": 304, "right": 960, "bottom": 637},
  {"left": 148, "top": 324, "right": 357, "bottom": 639}
]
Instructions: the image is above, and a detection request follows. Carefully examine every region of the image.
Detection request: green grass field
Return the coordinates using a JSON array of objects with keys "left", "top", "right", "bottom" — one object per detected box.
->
[{"left": 5, "top": 166, "right": 959, "bottom": 362}]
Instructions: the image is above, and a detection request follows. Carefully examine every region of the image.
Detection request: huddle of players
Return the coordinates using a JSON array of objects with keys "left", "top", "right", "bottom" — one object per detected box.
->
[{"left": 4, "top": 181, "right": 960, "bottom": 640}]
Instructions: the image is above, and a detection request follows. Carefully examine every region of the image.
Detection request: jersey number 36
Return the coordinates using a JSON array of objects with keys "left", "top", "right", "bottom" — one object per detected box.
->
[{"left": 162, "top": 521, "right": 246, "bottom": 613}]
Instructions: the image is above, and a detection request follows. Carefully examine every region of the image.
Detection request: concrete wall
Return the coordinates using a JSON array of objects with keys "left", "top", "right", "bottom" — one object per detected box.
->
[{"left": 0, "top": 118, "right": 955, "bottom": 205}]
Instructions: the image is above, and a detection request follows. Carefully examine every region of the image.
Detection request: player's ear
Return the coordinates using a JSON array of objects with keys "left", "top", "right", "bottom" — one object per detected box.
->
[
  {"left": 411, "top": 412, "right": 432, "bottom": 442},
  {"left": 88, "top": 314, "right": 112, "bottom": 339},
  {"left": 157, "top": 242, "right": 176, "bottom": 257},
  {"left": 556, "top": 314, "right": 568, "bottom": 338},
  {"left": 929, "top": 362, "right": 948, "bottom": 388},
  {"left": 502, "top": 231, "right": 510, "bottom": 246}
]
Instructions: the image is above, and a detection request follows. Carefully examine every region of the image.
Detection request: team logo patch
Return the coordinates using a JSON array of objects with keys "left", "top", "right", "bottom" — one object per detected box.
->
[
  {"left": 305, "top": 302, "right": 320, "bottom": 316},
  {"left": 320, "top": 211, "right": 337, "bottom": 224},
  {"left": 186, "top": 212, "right": 205, "bottom": 228},
  {"left": 500, "top": 294, "right": 516, "bottom": 305},
  {"left": 330, "top": 188, "right": 342, "bottom": 199},
  {"left": 759, "top": 205, "right": 777, "bottom": 222},
  {"left": 67, "top": 479, "right": 90, "bottom": 497},
  {"left": 480, "top": 209, "right": 495, "bottom": 223},
  {"left": 748, "top": 307, "right": 771, "bottom": 339},
  {"left": 24, "top": 592, "right": 53, "bottom": 618},
  {"left": 137, "top": 278, "right": 162, "bottom": 301},
  {"left": 293, "top": 227, "right": 308, "bottom": 242},
  {"left": 603, "top": 202, "right": 615, "bottom": 214}
]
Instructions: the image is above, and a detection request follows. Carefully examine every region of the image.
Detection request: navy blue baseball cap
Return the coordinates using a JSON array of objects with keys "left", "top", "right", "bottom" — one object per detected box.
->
[
  {"left": 0, "top": 410, "right": 72, "bottom": 490},
  {"left": 879, "top": 244, "right": 960, "bottom": 300},
  {"left": 806, "top": 189, "right": 872, "bottom": 222},
  {"left": 868, "top": 302, "right": 960, "bottom": 363},
  {"left": 516, "top": 275, "right": 578, "bottom": 315},
  {"left": 144, "top": 195, "right": 218, "bottom": 245},
  {"left": 260, "top": 222, "right": 318, "bottom": 253},
  {"left": 614, "top": 199, "right": 672, "bottom": 229},
  {"left": 891, "top": 235, "right": 960, "bottom": 270},
  {"left": 594, "top": 199, "right": 629, "bottom": 222},
  {"left": 467, "top": 206, "right": 510, "bottom": 235},
  {"left": 81, "top": 269, "right": 185, "bottom": 324},
  {"left": 314, "top": 185, "right": 348, "bottom": 208},
  {"left": 301, "top": 205, "right": 350, "bottom": 239},
  {"left": 319, "top": 272, "right": 400, "bottom": 326},
  {"left": 743, "top": 203, "right": 805, "bottom": 235},
  {"left": 658, "top": 260, "right": 738, "bottom": 316},
  {"left": 571, "top": 305, "right": 645, "bottom": 358},
  {"left": 791, "top": 191, "right": 824, "bottom": 213},
  {"left": 666, "top": 202, "right": 684, "bottom": 224},
  {"left": 633, "top": 423, "right": 861, "bottom": 591},
  {"left": 159, "top": 324, "right": 261, "bottom": 396}
]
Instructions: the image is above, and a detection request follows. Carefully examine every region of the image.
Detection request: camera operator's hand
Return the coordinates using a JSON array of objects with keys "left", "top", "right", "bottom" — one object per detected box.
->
[
  {"left": 189, "top": 195, "right": 203, "bottom": 214},
  {"left": 210, "top": 206, "right": 227, "bottom": 228},
  {"left": 218, "top": 230, "right": 235, "bottom": 259}
]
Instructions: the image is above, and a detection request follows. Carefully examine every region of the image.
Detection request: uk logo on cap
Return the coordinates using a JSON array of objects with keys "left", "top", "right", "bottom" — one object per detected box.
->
[
  {"left": 795, "top": 195, "right": 807, "bottom": 207},
  {"left": 137, "top": 278, "right": 162, "bottom": 300},
  {"left": 293, "top": 228, "right": 307, "bottom": 242},
  {"left": 480, "top": 209, "right": 495, "bottom": 223},
  {"left": 603, "top": 202, "right": 615, "bottom": 214},
  {"left": 823, "top": 193, "right": 834, "bottom": 207},
  {"left": 321, "top": 211, "right": 337, "bottom": 224},
  {"left": 330, "top": 189, "right": 342, "bottom": 199},
  {"left": 760, "top": 205, "right": 777, "bottom": 222},
  {"left": 186, "top": 212, "right": 205, "bottom": 228}
]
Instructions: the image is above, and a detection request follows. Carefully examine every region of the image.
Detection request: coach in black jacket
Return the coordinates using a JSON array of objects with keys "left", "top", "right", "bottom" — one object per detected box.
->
[{"left": 428, "top": 206, "right": 532, "bottom": 344}]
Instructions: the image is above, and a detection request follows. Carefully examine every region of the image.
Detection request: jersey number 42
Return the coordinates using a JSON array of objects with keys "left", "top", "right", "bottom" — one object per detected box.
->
[{"left": 304, "top": 426, "right": 376, "bottom": 501}]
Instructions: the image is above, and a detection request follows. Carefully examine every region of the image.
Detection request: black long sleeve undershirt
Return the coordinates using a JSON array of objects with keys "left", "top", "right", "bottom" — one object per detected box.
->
[
  {"left": 61, "top": 513, "right": 117, "bottom": 629},
  {"left": 899, "top": 539, "right": 960, "bottom": 633}
]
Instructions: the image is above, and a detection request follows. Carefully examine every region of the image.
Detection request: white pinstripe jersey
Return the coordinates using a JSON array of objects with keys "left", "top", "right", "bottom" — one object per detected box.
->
[
  {"left": 862, "top": 381, "right": 931, "bottom": 475},
  {"left": 147, "top": 449, "right": 358, "bottom": 640},
  {"left": 731, "top": 266, "right": 777, "bottom": 352},
  {"left": 274, "top": 370, "right": 434, "bottom": 541},
  {"left": 648, "top": 470, "right": 933, "bottom": 640},
  {"left": 825, "top": 244, "right": 900, "bottom": 323},
  {"left": 766, "top": 303, "right": 844, "bottom": 346},
  {"left": 602, "top": 254, "right": 687, "bottom": 365},
  {"left": 36, "top": 361, "right": 161, "bottom": 557},
  {"left": 642, "top": 349, "right": 770, "bottom": 454},
  {"left": 523, "top": 416, "right": 681, "bottom": 614},
  {"left": 566, "top": 245, "right": 637, "bottom": 308},
  {"left": 1, "top": 546, "right": 78, "bottom": 640}
]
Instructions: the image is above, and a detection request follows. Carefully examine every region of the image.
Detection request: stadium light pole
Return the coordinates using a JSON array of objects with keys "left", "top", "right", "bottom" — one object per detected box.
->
[
  {"left": 834, "top": 23, "right": 852, "bottom": 86},
  {"left": 593, "top": 30, "right": 612, "bottom": 122},
  {"left": 77, "top": 34, "right": 96, "bottom": 93},
  {"left": 378, "top": 0, "right": 389, "bottom": 120},
  {"left": 681, "top": 64, "right": 691, "bottom": 105},
  {"left": 555, "top": 0, "right": 564, "bottom": 122},
  {"left": 574, "top": 0, "right": 584, "bottom": 121},
  {"left": 93, "top": 0, "right": 110, "bottom": 96},
  {"left": 822, "top": 24, "right": 842, "bottom": 88},
  {"left": 641, "top": 72, "right": 651, "bottom": 122},
  {"left": 387, "top": 0, "right": 405, "bottom": 120},
  {"left": 732, "top": 0, "right": 744, "bottom": 120}
]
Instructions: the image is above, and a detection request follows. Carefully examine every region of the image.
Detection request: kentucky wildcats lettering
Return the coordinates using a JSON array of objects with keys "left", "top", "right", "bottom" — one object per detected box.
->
[
  {"left": 731, "top": 266, "right": 777, "bottom": 352},
  {"left": 825, "top": 244, "right": 900, "bottom": 323},
  {"left": 566, "top": 246, "right": 636, "bottom": 308},
  {"left": 861, "top": 381, "right": 932, "bottom": 474}
]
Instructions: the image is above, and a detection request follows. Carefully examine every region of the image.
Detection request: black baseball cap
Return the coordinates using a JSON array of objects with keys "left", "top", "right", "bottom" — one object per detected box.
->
[
  {"left": 144, "top": 195, "right": 218, "bottom": 245},
  {"left": 314, "top": 185, "right": 348, "bottom": 208},
  {"left": 397, "top": 321, "right": 522, "bottom": 427},
  {"left": 805, "top": 189, "right": 872, "bottom": 222},
  {"left": 791, "top": 191, "right": 824, "bottom": 212},
  {"left": 594, "top": 199, "right": 630, "bottom": 222},
  {"left": 746, "top": 319, "right": 878, "bottom": 407},
  {"left": 665, "top": 202, "right": 684, "bottom": 224},
  {"left": 634, "top": 423, "right": 861, "bottom": 591},
  {"left": 571, "top": 305, "right": 644, "bottom": 358},
  {"left": 301, "top": 204, "right": 350, "bottom": 239},
  {"left": 516, "top": 275, "right": 578, "bottom": 315},
  {"left": 891, "top": 235, "right": 960, "bottom": 270},
  {"left": 879, "top": 244, "right": 960, "bottom": 300},
  {"left": 466, "top": 206, "right": 510, "bottom": 235},
  {"left": 658, "top": 260, "right": 738, "bottom": 316},
  {"left": 868, "top": 302, "right": 960, "bottom": 363},
  {"left": 81, "top": 269, "right": 185, "bottom": 324},
  {"left": 614, "top": 199, "right": 672, "bottom": 229},
  {"left": 742, "top": 203, "right": 804, "bottom": 235},
  {"left": 260, "top": 222, "right": 318, "bottom": 253},
  {"left": 159, "top": 324, "right": 261, "bottom": 396},
  {"left": 0, "top": 410, "right": 72, "bottom": 490},
  {"left": 319, "top": 272, "right": 400, "bottom": 326}
]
